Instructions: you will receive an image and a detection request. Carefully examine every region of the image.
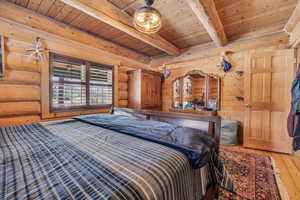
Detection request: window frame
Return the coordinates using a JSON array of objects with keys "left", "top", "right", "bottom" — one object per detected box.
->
[{"left": 49, "top": 53, "right": 114, "bottom": 113}]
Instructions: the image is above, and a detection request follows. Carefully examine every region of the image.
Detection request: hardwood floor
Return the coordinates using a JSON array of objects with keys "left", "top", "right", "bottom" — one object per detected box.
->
[{"left": 223, "top": 146, "right": 300, "bottom": 200}]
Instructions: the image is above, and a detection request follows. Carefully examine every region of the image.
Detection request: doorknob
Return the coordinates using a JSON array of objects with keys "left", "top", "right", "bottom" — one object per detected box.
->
[{"left": 245, "top": 104, "right": 252, "bottom": 108}]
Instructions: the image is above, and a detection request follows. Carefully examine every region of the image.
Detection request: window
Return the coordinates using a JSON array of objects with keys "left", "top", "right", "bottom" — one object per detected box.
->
[
  {"left": 50, "top": 53, "right": 113, "bottom": 112},
  {"left": 0, "top": 36, "right": 4, "bottom": 76}
]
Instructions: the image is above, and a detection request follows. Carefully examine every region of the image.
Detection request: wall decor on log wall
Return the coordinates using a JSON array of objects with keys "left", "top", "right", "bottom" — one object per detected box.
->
[{"left": 0, "top": 36, "right": 4, "bottom": 76}]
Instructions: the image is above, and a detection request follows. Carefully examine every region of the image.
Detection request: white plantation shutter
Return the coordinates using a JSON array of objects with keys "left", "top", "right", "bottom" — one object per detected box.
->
[
  {"left": 89, "top": 65, "right": 113, "bottom": 105},
  {"left": 52, "top": 61, "right": 86, "bottom": 108},
  {"left": 50, "top": 53, "right": 113, "bottom": 111}
]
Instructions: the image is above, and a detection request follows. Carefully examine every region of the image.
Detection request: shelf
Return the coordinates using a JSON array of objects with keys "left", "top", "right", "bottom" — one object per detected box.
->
[{"left": 169, "top": 108, "right": 217, "bottom": 116}]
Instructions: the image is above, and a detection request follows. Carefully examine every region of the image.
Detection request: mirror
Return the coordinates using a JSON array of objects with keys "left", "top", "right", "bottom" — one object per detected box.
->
[
  {"left": 0, "top": 36, "right": 4, "bottom": 76},
  {"left": 173, "top": 79, "right": 181, "bottom": 108},
  {"left": 172, "top": 70, "right": 220, "bottom": 112},
  {"left": 207, "top": 75, "right": 219, "bottom": 110},
  {"left": 183, "top": 71, "right": 207, "bottom": 110}
]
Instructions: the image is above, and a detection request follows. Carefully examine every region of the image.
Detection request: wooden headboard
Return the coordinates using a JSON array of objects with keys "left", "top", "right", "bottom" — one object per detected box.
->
[{"left": 111, "top": 107, "right": 221, "bottom": 151}]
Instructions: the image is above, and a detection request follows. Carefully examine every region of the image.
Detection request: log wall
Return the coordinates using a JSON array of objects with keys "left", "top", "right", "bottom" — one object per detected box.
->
[
  {"left": 162, "top": 43, "right": 291, "bottom": 141},
  {"left": 0, "top": 39, "right": 40, "bottom": 125},
  {"left": 0, "top": 37, "right": 131, "bottom": 126}
]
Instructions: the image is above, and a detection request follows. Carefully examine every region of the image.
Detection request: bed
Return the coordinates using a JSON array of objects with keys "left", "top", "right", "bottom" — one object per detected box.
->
[{"left": 0, "top": 108, "right": 233, "bottom": 200}]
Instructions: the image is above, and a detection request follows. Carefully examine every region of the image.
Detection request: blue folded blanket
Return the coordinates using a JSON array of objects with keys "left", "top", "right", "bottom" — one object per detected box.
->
[{"left": 74, "top": 114, "right": 216, "bottom": 168}]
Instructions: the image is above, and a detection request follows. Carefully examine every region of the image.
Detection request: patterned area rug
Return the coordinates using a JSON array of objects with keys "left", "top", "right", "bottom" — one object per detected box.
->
[{"left": 218, "top": 148, "right": 283, "bottom": 200}]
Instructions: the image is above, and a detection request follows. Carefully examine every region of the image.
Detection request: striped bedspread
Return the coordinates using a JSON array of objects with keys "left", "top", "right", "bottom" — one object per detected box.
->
[{"left": 0, "top": 119, "right": 233, "bottom": 200}]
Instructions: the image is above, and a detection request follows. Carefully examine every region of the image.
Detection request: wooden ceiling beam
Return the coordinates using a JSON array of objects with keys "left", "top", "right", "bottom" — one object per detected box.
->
[
  {"left": 0, "top": 1, "right": 151, "bottom": 64},
  {"left": 60, "top": 0, "right": 181, "bottom": 56},
  {"left": 150, "top": 31, "right": 288, "bottom": 68},
  {"left": 284, "top": 0, "right": 300, "bottom": 48},
  {"left": 284, "top": 0, "right": 300, "bottom": 33},
  {"left": 0, "top": 18, "right": 149, "bottom": 69},
  {"left": 186, "top": 0, "right": 228, "bottom": 46},
  {"left": 288, "top": 22, "right": 300, "bottom": 48}
]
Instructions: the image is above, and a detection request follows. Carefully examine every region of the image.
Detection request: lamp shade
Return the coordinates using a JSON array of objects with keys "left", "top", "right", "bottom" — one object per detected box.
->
[{"left": 133, "top": 6, "right": 162, "bottom": 34}]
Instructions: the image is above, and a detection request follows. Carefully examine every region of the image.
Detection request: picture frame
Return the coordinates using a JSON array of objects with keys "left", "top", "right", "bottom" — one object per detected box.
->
[{"left": 0, "top": 35, "right": 4, "bottom": 77}]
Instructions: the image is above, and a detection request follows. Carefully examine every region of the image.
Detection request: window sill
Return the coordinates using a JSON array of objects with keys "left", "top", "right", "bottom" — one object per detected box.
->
[
  {"left": 42, "top": 106, "right": 111, "bottom": 120},
  {"left": 50, "top": 104, "right": 112, "bottom": 113}
]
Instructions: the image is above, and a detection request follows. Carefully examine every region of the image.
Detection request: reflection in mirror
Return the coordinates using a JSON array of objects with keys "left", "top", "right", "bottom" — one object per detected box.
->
[
  {"left": 172, "top": 70, "right": 220, "bottom": 112},
  {"left": 183, "top": 76, "right": 192, "bottom": 109},
  {"left": 183, "top": 74, "right": 207, "bottom": 110},
  {"left": 190, "top": 73, "right": 206, "bottom": 109},
  {"left": 207, "top": 76, "right": 219, "bottom": 110},
  {"left": 173, "top": 79, "right": 181, "bottom": 108}
]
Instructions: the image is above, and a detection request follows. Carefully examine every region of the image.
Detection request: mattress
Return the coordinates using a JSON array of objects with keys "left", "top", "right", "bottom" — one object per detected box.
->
[{"left": 0, "top": 118, "right": 232, "bottom": 200}]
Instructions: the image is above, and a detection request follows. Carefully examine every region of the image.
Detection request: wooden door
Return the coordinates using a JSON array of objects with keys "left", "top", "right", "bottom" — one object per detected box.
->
[
  {"left": 141, "top": 72, "right": 162, "bottom": 109},
  {"left": 244, "top": 50, "right": 295, "bottom": 153},
  {"left": 141, "top": 72, "right": 153, "bottom": 108},
  {"left": 152, "top": 74, "right": 162, "bottom": 108}
]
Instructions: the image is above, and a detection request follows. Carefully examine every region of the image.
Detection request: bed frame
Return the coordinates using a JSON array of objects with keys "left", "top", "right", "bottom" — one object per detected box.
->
[
  {"left": 111, "top": 107, "right": 221, "bottom": 200},
  {"left": 111, "top": 107, "right": 221, "bottom": 150}
]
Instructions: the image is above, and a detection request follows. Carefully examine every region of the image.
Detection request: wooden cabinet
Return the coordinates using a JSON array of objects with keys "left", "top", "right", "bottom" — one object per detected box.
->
[
  {"left": 244, "top": 49, "right": 295, "bottom": 153},
  {"left": 128, "top": 69, "right": 162, "bottom": 110}
]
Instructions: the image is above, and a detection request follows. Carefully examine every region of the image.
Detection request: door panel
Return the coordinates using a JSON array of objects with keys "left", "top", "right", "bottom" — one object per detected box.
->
[
  {"left": 141, "top": 73, "right": 152, "bottom": 107},
  {"left": 244, "top": 50, "right": 294, "bottom": 153},
  {"left": 141, "top": 72, "right": 162, "bottom": 109}
]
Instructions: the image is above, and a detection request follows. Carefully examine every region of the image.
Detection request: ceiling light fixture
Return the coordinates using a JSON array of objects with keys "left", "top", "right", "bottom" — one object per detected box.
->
[{"left": 133, "top": 0, "right": 162, "bottom": 34}]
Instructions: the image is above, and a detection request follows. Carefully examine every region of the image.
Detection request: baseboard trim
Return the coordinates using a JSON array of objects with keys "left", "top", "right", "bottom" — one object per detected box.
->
[{"left": 271, "top": 157, "right": 290, "bottom": 200}]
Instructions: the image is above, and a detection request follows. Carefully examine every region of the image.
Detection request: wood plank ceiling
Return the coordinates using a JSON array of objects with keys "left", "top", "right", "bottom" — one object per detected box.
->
[
  {"left": 6, "top": 0, "right": 299, "bottom": 58},
  {"left": 111, "top": 0, "right": 213, "bottom": 50},
  {"left": 215, "top": 0, "right": 298, "bottom": 40}
]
